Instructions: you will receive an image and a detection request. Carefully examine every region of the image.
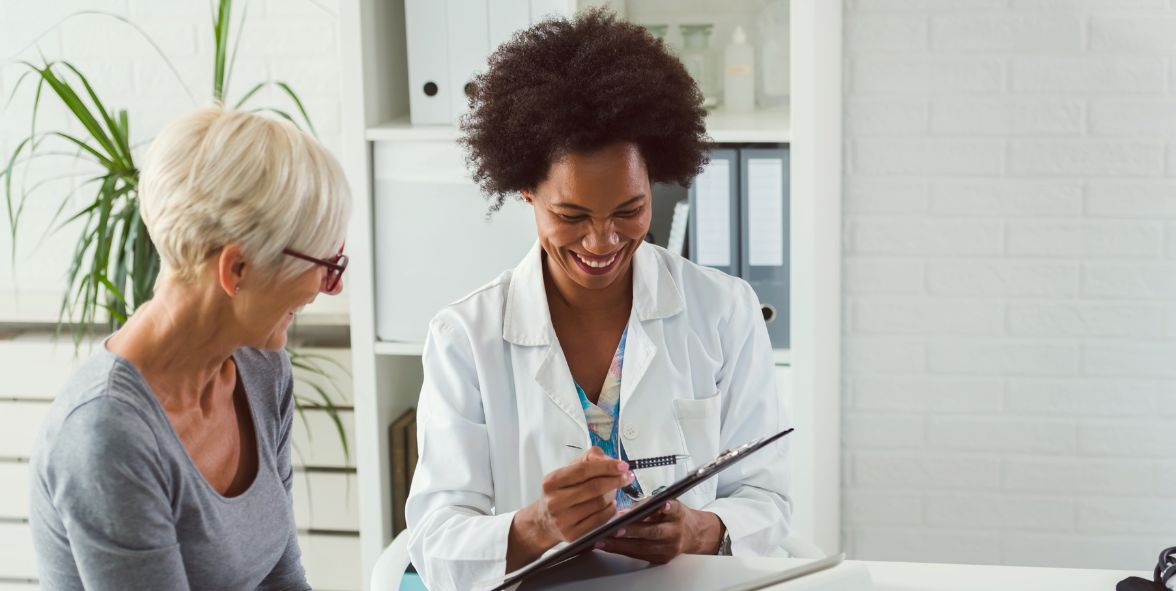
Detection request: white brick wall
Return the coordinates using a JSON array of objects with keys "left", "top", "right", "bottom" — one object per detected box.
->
[{"left": 845, "top": 0, "right": 1176, "bottom": 570}]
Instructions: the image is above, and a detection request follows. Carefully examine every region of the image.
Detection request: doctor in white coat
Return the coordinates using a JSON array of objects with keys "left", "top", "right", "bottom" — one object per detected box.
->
[{"left": 405, "top": 10, "right": 792, "bottom": 591}]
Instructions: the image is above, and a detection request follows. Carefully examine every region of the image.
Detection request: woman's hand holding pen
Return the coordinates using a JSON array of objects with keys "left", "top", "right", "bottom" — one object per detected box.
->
[
  {"left": 506, "top": 447, "right": 632, "bottom": 571},
  {"left": 596, "top": 500, "right": 725, "bottom": 563},
  {"left": 537, "top": 446, "right": 632, "bottom": 542}
]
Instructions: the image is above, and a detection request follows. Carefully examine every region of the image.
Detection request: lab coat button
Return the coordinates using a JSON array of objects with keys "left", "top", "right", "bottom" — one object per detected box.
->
[{"left": 623, "top": 425, "right": 639, "bottom": 440}]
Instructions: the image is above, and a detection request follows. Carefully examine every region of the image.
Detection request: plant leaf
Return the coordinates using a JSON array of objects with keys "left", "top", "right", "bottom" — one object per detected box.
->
[
  {"left": 291, "top": 350, "right": 348, "bottom": 373},
  {"left": 52, "top": 132, "right": 116, "bottom": 170},
  {"left": 274, "top": 81, "right": 317, "bottom": 137},
  {"left": 4, "top": 136, "right": 32, "bottom": 251},
  {"left": 26, "top": 61, "right": 121, "bottom": 166},
  {"left": 289, "top": 348, "right": 352, "bottom": 461},
  {"left": 130, "top": 210, "right": 157, "bottom": 308},
  {"left": 232, "top": 80, "right": 266, "bottom": 109},
  {"left": 250, "top": 106, "right": 297, "bottom": 127},
  {"left": 213, "top": 0, "right": 233, "bottom": 102},
  {"left": 59, "top": 61, "right": 133, "bottom": 167},
  {"left": 2, "top": 68, "right": 36, "bottom": 112},
  {"left": 224, "top": 0, "right": 254, "bottom": 99}
]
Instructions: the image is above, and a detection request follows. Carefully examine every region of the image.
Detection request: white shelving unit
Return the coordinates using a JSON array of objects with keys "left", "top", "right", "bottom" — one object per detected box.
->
[
  {"left": 371, "top": 341, "right": 426, "bottom": 357},
  {"left": 366, "top": 105, "right": 792, "bottom": 144},
  {"left": 339, "top": 1, "right": 841, "bottom": 587}
]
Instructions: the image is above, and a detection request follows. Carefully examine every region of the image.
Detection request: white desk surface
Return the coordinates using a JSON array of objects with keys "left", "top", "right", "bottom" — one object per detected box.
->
[
  {"left": 861, "top": 559, "right": 1144, "bottom": 591},
  {"left": 514, "top": 552, "right": 1147, "bottom": 591}
]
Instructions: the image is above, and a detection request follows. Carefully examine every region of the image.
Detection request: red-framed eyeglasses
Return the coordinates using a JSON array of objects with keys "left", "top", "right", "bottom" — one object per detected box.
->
[{"left": 282, "top": 244, "right": 348, "bottom": 292}]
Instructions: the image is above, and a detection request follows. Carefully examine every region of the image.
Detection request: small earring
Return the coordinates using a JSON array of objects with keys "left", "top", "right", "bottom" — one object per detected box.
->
[{"left": 235, "top": 285, "right": 241, "bottom": 295}]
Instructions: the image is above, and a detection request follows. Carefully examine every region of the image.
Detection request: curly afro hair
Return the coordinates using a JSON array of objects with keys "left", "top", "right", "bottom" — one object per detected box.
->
[{"left": 460, "top": 8, "right": 710, "bottom": 211}]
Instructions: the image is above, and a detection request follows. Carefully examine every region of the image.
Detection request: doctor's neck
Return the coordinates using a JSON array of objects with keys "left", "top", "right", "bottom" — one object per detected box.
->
[{"left": 542, "top": 251, "right": 633, "bottom": 315}]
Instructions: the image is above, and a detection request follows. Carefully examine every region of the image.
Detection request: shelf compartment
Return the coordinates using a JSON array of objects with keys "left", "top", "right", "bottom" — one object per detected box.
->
[{"left": 366, "top": 104, "right": 790, "bottom": 144}]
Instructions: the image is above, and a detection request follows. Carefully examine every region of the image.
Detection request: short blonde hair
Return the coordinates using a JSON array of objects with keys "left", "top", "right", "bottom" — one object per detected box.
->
[{"left": 139, "top": 106, "right": 350, "bottom": 283}]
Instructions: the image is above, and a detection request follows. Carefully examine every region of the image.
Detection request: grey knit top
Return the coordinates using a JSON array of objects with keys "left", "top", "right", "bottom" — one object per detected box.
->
[{"left": 29, "top": 346, "right": 310, "bottom": 591}]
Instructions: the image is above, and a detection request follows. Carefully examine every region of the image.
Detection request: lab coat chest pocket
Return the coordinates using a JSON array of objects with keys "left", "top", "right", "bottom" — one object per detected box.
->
[{"left": 672, "top": 391, "right": 722, "bottom": 502}]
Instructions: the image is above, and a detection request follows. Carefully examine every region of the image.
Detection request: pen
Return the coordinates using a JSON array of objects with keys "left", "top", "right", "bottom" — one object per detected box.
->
[{"left": 564, "top": 444, "right": 690, "bottom": 470}]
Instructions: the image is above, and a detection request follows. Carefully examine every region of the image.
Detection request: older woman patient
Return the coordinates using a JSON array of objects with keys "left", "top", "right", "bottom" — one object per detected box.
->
[{"left": 29, "top": 107, "right": 350, "bottom": 590}]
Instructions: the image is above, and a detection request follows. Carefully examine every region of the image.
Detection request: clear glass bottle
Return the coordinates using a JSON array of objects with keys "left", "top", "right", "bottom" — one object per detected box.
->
[
  {"left": 679, "top": 24, "right": 718, "bottom": 108},
  {"left": 664, "top": 21, "right": 684, "bottom": 56},
  {"left": 724, "top": 26, "right": 756, "bottom": 112},
  {"left": 758, "top": 0, "right": 790, "bottom": 108},
  {"left": 642, "top": 23, "right": 669, "bottom": 40}
]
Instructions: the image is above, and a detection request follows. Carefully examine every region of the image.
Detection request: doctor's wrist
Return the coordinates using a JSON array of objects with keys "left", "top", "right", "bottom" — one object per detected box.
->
[
  {"left": 507, "top": 503, "right": 560, "bottom": 572},
  {"left": 520, "top": 502, "right": 560, "bottom": 546},
  {"left": 689, "top": 509, "right": 727, "bottom": 555}
]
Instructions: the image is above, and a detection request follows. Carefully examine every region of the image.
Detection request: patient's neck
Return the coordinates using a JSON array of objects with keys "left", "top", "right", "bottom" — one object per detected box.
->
[{"left": 106, "top": 276, "right": 238, "bottom": 413}]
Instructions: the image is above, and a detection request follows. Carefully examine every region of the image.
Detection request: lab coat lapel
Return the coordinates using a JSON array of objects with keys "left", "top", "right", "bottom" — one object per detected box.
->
[
  {"left": 619, "top": 316, "right": 655, "bottom": 419},
  {"left": 533, "top": 344, "right": 589, "bottom": 440},
  {"left": 503, "top": 242, "right": 589, "bottom": 440},
  {"left": 620, "top": 244, "right": 685, "bottom": 418}
]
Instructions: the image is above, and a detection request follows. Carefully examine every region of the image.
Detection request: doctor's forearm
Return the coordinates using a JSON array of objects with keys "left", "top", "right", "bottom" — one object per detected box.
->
[{"left": 506, "top": 503, "right": 558, "bottom": 572}]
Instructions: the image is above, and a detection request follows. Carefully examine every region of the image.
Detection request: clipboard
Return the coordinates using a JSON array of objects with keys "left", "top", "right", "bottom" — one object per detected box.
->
[{"left": 486, "top": 427, "right": 795, "bottom": 591}]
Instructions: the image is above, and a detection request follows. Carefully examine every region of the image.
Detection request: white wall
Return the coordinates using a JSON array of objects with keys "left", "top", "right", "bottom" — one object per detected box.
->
[{"left": 843, "top": 0, "right": 1176, "bottom": 570}]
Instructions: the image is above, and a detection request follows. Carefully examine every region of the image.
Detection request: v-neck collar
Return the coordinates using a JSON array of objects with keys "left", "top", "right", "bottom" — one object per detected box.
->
[
  {"left": 101, "top": 341, "right": 267, "bottom": 503},
  {"left": 575, "top": 326, "right": 629, "bottom": 411}
]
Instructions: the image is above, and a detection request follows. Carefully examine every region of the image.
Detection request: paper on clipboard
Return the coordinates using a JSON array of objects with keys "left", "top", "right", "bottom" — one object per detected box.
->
[{"left": 483, "top": 427, "right": 795, "bottom": 591}]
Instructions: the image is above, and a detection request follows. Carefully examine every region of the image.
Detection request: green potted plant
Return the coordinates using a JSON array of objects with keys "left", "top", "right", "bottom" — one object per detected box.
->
[{"left": 2, "top": 0, "right": 350, "bottom": 461}]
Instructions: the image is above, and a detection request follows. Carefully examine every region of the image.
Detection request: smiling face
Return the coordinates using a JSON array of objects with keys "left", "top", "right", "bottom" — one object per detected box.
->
[
  {"left": 256, "top": 268, "right": 328, "bottom": 351},
  {"left": 524, "top": 142, "right": 653, "bottom": 294},
  {"left": 227, "top": 246, "right": 345, "bottom": 352}
]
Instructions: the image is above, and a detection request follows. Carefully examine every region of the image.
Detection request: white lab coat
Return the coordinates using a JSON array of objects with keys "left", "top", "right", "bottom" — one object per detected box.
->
[{"left": 405, "top": 241, "right": 792, "bottom": 591}]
